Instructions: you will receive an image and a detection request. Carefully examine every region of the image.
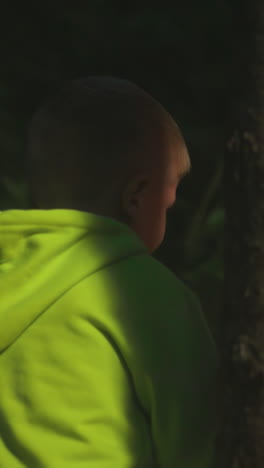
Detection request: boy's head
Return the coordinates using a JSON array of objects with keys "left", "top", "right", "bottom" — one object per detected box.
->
[{"left": 27, "top": 76, "right": 190, "bottom": 253}]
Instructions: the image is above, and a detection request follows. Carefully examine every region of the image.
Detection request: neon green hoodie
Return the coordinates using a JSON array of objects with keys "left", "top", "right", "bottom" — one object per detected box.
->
[{"left": 0, "top": 209, "right": 219, "bottom": 468}]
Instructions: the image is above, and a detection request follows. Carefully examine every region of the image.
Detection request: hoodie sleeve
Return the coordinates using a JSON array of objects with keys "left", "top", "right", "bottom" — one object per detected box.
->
[{"left": 134, "top": 285, "right": 221, "bottom": 468}]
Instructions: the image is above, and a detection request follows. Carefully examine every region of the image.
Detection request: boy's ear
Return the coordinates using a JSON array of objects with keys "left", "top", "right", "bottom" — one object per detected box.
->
[{"left": 121, "top": 174, "right": 149, "bottom": 214}]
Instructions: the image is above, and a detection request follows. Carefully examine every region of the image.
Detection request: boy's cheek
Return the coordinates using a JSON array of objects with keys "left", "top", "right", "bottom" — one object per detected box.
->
[{"left": 143, "top": 212, "right": 167, "bottom": 253}]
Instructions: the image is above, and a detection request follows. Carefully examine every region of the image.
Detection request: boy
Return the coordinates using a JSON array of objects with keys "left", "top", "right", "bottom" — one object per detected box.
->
[{"left": 0, "top": 77, "right": 220, "bottom": 467}]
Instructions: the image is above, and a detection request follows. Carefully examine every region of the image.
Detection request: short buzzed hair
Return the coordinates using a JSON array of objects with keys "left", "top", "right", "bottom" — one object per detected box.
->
[{"left": 27, "top": 76, "right": 178, "bottom": 210}]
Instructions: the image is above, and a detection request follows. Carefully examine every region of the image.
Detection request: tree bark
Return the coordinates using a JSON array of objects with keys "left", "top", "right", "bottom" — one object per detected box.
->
[{"left": 220, "top": 1, "right": 264, "bottom": 467}]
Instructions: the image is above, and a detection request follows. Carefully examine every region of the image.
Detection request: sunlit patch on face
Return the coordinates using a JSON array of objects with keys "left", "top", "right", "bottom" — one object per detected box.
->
[
  {"left": 166, "top": 138, "right": 191, "bottom": 189},
  {"left": 176, "top": 141, "right": 191, "bottom": 182},
  {"left": 165, "top": 135, "right": 191, "bottom": 214}
]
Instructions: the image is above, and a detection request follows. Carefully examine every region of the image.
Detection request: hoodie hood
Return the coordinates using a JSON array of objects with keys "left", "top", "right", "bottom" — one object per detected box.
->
[{"left": 0, "top": 209, "right": 148, "bottom": 352}]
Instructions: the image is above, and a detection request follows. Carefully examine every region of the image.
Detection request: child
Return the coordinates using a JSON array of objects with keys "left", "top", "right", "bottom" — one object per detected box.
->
[{"left": 0, "top": 77, "right": 220, "bottom": 467}]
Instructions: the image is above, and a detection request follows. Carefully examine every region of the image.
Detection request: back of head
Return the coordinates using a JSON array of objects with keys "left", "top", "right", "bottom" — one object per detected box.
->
[{"left": 27, "top": 76, "right": 175, "bottom": 212}]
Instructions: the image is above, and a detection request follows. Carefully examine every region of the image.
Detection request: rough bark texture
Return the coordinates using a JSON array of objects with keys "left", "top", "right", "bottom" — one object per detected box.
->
[{"left": 219, "top": 2, "right": 264, "bottom": 467}]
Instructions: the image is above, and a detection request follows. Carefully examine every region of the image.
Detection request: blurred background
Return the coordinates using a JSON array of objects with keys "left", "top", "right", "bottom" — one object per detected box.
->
[{"left": 0, "top": 1, "right": 231, "bottom": 344}]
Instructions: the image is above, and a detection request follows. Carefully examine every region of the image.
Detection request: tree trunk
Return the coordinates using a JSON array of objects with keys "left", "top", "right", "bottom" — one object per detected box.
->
[{"left": 220, "top": 1, "right": 264, "bottom": 467}]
